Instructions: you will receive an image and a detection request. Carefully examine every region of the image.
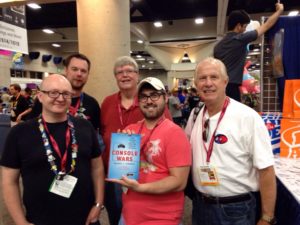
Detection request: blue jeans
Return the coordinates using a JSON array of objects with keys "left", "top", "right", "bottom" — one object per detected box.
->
[
  {"left": 105, "top": 182, "right": 123, "bottom": 225},
  {"left": 192, "top": 192, "right": 256, "bottom": 225}
]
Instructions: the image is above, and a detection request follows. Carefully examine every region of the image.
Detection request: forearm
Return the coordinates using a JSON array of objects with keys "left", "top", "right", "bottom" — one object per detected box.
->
[
  {"left": 139, "top": 175, "right": 186, "bottom": 194},
  {"left": 18, "top": 108, "right": 32, "bottom": 121},
  {"left": 2, "top": 168, "right": 29, "bottom": 225},
  {"left": 136, "top": 166, "right": 190, "bottom": 194},
  {"left": 257, "top": 4, "right": 284, "bottom": 36},
  {"left": 258, "top": 166, "right": 277, "bottom": 217},
  {"left": 91, "top": 157, "right": 105, "bottom": 204}
]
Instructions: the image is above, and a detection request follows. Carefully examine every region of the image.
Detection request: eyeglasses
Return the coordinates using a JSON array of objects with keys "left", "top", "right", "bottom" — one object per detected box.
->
[
  {"left": 115, "top": 69, "right": 137, "bottom": 76},
  {"left": 41, "top": 90, "right": 73, "bottom": 99},
  {"left": 138, "top": 92, "right": 164, "bottom": 103},
  {"left": 202, "top": 119, "right": 209, "bottom": 142}
]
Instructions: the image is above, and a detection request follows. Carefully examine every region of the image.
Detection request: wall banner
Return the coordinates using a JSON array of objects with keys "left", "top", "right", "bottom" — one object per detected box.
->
[{"left": 0, "top": 5, "right": 28, "bottom": 54}]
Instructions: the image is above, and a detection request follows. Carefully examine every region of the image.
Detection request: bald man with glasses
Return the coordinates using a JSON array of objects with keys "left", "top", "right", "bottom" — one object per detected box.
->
[{"left": 1, "top": 74, "right": 105, "bottom": 225}]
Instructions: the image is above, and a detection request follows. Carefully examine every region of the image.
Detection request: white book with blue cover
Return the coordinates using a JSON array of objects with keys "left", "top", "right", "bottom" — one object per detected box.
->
[{"left": 108, "top": 133, "right": 141, "bottom": 180}]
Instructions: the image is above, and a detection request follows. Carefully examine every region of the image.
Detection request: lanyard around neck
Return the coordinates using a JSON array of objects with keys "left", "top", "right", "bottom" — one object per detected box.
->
[
  {"left": 69, "top": 93, "right": 83, "bottom": 117},
  {"left": 39, "top": 116, "right": 78, "bottom": 175},
  {"left": 138, "top": 116, "right": 165, "bottom": 152},
  {"left": 202, "top": 97, "right": 230, "bottom": 163}
]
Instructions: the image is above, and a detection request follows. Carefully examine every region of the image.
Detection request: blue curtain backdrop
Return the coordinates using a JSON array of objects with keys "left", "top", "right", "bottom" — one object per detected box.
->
[{"left": 267, "top": 16, "right": 300, "bottom": 108}]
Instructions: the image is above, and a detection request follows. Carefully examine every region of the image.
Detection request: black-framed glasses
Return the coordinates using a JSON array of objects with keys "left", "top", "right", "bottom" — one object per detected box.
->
[
  {"left": 138, "top": 92, "right": 164, "bottom": 103},
  {"left": 41, "top": 90, "right": 73, "bottom": 99},
  {"left": 202, "top": 119, "right": 209, "bottom": 142},
  {"left": 115, "top": 69, "right": 137, "bottom": 76}
]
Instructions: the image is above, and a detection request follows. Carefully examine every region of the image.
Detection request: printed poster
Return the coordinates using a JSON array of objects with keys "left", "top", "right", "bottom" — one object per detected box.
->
[
  {"left": 0, "top": 5, "right": 28, "bottom": 54},
  {"left": 108, "top": 133, "right": 141, "bottom": 180}
]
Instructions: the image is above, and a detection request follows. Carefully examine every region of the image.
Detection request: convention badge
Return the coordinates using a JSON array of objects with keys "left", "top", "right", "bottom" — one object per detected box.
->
[
  {"left": 197, "top": 165, "right": 219, "bottom": 186},
  {"left": 49, "top": 174, "right": 78, "bottom": 198}
]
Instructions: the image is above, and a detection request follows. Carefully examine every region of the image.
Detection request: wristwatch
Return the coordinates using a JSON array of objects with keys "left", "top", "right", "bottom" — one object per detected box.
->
[
  {"left": 261, "top": 214, "right": 277, "bottom": 225},
  {"left": 94, "top": 202, "right": 105, "bottom": 211}
]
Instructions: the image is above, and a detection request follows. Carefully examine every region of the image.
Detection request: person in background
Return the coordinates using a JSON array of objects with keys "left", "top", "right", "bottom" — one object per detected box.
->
[
  {"left": 214, "top": 2, "right": 284, "bottom": 102},
  {"left": 108, "top": 77, "right": 191, "bottom": 225},
  {"left": 27, "top": 53, "right": 102, "bottom": 141},
  {"left": 101, "top": 56, "right": 172, "bottom": 225},
  {"left": 0, "top": 87, "right": 10, "bottom": 113},
  {"left": 23, "top": 87, "right": 34, "bottom": 105},
  {"left": 186, "top": 57, "right": 276, "bottom": 225},
  {"left": 16, "top": 87, "right": 34, "bottom": 122},
  {"left": 1, "top": 74, "right": 105, "bottom": 225},
  {"left": 187, "top": 87, "right": 201, "bottom": 110},
  {"left": 168, "top": 88, "right": 183, "bottom": 127},
  {"left": 9, "top": 84, "right": 29, "bottom": 125}
]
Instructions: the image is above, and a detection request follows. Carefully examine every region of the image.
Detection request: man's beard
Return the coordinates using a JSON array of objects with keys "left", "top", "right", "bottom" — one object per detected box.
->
[{"left": 142, "top": 104, "right": 165, "bottom": 121}]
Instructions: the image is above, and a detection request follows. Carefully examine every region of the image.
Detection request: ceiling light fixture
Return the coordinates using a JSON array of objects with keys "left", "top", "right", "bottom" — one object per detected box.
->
[
  {"left": 288, "top": 10, "right": 299, "bottom": 16},
  {"left": 27, "top": 3, "right": 41, "bottom": 9},
  {"left": 195, "top": 18, "right": 204, "bottom": 24},
  {"left": 52, "top": 43, "right": 61, "bottom": 48},
  {"left": 136, "top": 55, "right": 142, "bottom": 58},
  {"left": 181, "top": 53, "right": 191, "bottom": 63},
  {"left": 137, "top": 40, "right": 143, "bottom": 44},
  {"left": 43, "top": 29, "right": 54, "bottom": 34},
  {"left": 154, "top": 21, "right": 163, "bottom": 28},
  {"left": 148, "top": 61, "right": 154, "bottom": 64}
]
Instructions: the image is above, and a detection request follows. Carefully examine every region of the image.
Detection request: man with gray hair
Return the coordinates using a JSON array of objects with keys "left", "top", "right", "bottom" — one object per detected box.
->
[
  {"left": 101, "top": 56, "right": 171, "bottom": 225},
  {"left": 185, "top": 57, "right": 277, "bottom": 225}
]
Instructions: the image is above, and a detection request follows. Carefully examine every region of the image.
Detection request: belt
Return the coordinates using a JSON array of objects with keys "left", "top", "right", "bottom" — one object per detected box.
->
[{"left": 198, "top": 192, "right": 251, "bottom": 204}]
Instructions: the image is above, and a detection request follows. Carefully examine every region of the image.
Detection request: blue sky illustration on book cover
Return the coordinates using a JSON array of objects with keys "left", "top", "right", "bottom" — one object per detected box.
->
[{"left": 108, "top": 133, "right": 141, "bottom": 180}]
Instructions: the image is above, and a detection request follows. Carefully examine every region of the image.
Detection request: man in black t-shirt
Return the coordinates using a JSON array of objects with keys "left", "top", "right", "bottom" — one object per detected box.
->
[
  {"left": 9, "top": 83, "right": 29, "bottom": 124},
  {"left": 1, "top": 74, "right": 105, "bottom": 225},
  {"left": 63, "top": 53, "right": 101, "bottom": 131}
]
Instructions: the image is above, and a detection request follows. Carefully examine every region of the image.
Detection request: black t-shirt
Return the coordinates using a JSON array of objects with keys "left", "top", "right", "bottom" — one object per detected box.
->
[
  {"left": 188, "top": 95, "right": 201, "bottom": 110},
  {"left": 0, "top": 117, "right": 101, "bottom": 225},
  {"left": 27, "top": 92, "right": 101, "bottom": 130},
  {"left": 71, "top": 93, "right": 101, "bottom": 130},
  {"left": 10, "top": 95, "right": 29, "bottom": 122}
]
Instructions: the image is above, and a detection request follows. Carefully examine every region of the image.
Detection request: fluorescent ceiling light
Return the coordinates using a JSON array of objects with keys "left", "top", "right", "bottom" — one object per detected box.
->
[
  {"left": 154, "top": 21, "right": 163, "bottom": 27},
  {"left": 137, "top": 40, "right": 143, "bottom": 44},
  {"left": 136, "top": 55, "right": 142, "bottom": 58},
  {"left": 52, "top": 43, "right": 61, "bottom": 48},
  {"left": 195, "top": 18, "right": 204, "bottom": 24},
  {"left": 288, "top": 10, "right": 299, "bottom": 16},
  {"left": 27, "top": 3, "right": 41, "bottom": 9},
  {"left": 148, "top": 61, "right": 154, "bottom": 64},
  {"left": 43, "top": 29, "right": 54, "bottom": 34},
  {"left": 136, "top": 58, "right": 145, "bottom": 61},
  {"left": 142, "top": 65, "right": 146, "bottom": 68}
]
